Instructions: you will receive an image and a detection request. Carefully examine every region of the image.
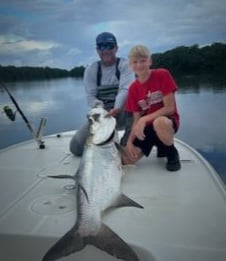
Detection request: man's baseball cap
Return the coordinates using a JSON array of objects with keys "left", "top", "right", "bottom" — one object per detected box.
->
[{"left": 96, "top": 32, "right": 117, "bottom": 45}]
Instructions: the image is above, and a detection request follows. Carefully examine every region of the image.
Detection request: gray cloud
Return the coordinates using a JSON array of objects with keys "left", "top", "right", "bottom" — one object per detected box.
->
[{"left": 0, "top": 0, "right": 226, "bottom": 69}]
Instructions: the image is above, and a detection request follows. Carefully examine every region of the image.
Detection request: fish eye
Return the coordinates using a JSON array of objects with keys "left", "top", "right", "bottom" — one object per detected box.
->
[{"left": 92, "top": 113, "right": 100, "bottom": 122}]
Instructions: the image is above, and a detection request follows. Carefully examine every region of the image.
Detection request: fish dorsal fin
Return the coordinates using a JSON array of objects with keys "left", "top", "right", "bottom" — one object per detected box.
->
[
  {"left": 89, "top": 223, "right": 139, "bottom": 261},
  {"left": 112, "top": 194, "right": 143, "bottom": 209}
]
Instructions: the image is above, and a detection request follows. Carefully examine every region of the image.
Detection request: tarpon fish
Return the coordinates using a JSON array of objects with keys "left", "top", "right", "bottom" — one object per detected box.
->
[{"left": 43, "top": 105, "right": 143, "bottom": 261}]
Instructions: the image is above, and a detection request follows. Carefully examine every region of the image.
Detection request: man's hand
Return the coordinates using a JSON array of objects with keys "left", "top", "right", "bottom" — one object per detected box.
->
[{"left": 107, "top": 108, "right": 121, "bottom": 117}]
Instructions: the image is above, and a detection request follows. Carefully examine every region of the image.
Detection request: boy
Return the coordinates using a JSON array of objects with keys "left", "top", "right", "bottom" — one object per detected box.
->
[{"left": 123, "top": 45, "right": 181, "bottom": 171}]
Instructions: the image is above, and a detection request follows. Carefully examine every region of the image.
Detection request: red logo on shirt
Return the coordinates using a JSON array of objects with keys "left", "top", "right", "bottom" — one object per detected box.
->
[{"left": 138, "top": 91, "right": 163, "bottom": 111}]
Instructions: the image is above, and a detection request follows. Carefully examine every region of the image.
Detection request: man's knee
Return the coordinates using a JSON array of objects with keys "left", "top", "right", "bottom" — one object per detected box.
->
[
  {"left": 69, "top": 122, "right": 89, "bottom": 156},
  {"left": 69, "top": 136, "right": 84, "bottom": 156}
]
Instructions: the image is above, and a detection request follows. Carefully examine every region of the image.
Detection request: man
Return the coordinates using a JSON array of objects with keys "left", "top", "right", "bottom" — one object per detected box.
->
[{"left": 69, "top": 32, "right": 135, "bottom": 156}]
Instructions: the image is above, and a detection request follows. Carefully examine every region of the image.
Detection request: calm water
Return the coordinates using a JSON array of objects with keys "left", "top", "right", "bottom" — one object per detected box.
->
[{"left": 0, "top": 77, "right": 226, "bottom": 185}]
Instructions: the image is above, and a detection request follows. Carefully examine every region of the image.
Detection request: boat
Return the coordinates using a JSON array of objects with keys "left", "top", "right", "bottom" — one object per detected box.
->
[{"left": 0, "top": 130, "right": 226, "bottom": 261}]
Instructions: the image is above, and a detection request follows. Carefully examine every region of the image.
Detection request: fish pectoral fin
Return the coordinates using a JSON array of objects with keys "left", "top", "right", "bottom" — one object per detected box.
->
[
  {"left": 89, "top": 223, "right": 139, "bottom": 261},
  {"left": 47, "top": 169, "right": 78, "bottom": 180},
  {"left": 42, "top": 226, "right": 85, "bottom": 261},
  {"left": 112, "top": 194, "right": 144, "bottom": 209},
  {"left": 47, "top": 174, "right": 75, "bottom": 180}
]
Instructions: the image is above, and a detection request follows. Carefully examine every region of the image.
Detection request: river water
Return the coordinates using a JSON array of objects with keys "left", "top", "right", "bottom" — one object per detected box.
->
[{"left": 0, "top": 77, "right": 226, "bottom": 185}]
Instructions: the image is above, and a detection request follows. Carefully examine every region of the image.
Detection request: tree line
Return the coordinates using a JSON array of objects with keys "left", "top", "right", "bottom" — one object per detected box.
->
[
  {"left": 0, "top": 42, "right": 225, "bottom": 82},
  {"left": 151, "top": 42, "right": 226, "bottom": 76},
  {"left": 0, "top": 65, "right": 85, "bottom": 82}
]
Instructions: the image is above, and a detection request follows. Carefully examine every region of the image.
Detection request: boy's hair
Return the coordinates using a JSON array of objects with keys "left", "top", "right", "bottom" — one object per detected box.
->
[{"left": 128, "top": 45, "right": 151, "bottom": 60}]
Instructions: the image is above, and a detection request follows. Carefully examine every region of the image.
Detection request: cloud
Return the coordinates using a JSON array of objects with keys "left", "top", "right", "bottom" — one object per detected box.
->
[
  {"left": 0, "top": 0, "right": 226, "bottom": 69},
  {"left": 0, "top": 34, "right": 59, "bottom": 54}
]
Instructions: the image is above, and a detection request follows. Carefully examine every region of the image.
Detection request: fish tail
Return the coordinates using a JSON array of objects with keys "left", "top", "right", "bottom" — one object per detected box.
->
[
  {"left": 42, "top": 225, "right": 85, "bottom": 261},
  {"left": 42, "top": 223, "right": 139, "bottom": 261},
  {"left": 88, "top": 223, "right": 139, "bottom": 261}
]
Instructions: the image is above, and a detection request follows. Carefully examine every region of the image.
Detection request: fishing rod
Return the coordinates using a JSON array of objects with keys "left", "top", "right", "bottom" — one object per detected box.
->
[{"left": 1, "top": 80, "right": 46, "bottom": 149}]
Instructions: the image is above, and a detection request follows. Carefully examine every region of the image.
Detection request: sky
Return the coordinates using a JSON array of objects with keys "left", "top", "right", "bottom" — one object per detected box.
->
[{"left": 0, "top": 0, "right": 226, "bottom": 70}]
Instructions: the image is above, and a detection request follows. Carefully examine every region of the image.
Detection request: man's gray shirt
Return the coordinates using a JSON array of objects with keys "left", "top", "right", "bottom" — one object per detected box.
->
[{"left": 84, "top": 57, "right": 135, "bottom": 110}]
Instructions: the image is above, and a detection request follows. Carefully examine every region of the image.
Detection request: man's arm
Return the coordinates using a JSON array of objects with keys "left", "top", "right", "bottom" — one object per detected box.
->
[
  {"left": 114, "top": 58, "right": 135, "bottom": 110},
  {"left": 84, "top": 63, "right": 103, "bottom": 108}
]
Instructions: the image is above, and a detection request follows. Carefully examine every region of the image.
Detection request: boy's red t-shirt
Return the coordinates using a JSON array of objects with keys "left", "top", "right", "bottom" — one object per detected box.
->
[{"left": 126, "top": 68, "right": 180, "bottom": 127}]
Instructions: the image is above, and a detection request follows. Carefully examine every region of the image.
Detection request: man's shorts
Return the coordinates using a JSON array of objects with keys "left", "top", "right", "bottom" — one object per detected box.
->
[{"left": 133, "top": 116, "right": 178, "bottom": 157}]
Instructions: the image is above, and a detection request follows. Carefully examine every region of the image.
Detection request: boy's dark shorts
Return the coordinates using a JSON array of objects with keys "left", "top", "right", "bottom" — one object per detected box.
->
[{"left": 133, "top": 116, "right": 178, "bottom": 157}]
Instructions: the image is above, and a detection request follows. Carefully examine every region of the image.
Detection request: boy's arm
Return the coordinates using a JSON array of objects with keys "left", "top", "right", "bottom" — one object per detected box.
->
[
  {"left": 127, "top": 112, "right": 142, "bottom": 144},
  {"left": 124, "top": 112, "right": 143, "bottom": 161}
]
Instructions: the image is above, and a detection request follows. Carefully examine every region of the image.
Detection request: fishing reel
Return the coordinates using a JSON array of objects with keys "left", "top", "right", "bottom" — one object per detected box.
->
[
  {"left": 3, "top": 104, "right": 46, "bottom": 149},
  {"left": 1, "top": 81, "right": 47, "bottom": 150},
  {"left": 3, "top": 105, "right": 16, "bottom": 121}
]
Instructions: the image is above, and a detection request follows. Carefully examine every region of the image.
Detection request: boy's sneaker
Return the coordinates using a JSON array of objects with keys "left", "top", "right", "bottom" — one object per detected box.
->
[{"left": 166, "top": 149, "right": 181, "bottom": 171}]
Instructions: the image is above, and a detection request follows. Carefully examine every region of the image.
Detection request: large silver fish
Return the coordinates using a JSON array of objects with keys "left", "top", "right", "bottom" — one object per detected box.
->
[{"left": 43, "top": 106, "right": 143, "bottom": 261}]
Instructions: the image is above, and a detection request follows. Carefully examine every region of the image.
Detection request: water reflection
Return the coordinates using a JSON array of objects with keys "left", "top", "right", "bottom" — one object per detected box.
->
[
  {"left": 0, "top": 76, "right": 226, "bottom": 185},
  {"left": 176, "top": 91, "right": 226, "bottom": 150},
  {"left": 177, "top": 74, "right": 226, "bottom": 93},
  {"left": 175, "top": 75, "right": 226, "bottom": 184}
]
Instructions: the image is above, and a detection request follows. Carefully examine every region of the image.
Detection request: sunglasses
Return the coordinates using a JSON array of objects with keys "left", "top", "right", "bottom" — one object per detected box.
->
[{"left": 97, "top": 43, "right": 116, "bottom": 51}]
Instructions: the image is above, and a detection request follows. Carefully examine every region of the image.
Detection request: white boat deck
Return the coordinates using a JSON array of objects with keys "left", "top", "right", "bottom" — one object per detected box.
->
[{"left": 0, "top": 131, "right": 226, "bottom": 261}]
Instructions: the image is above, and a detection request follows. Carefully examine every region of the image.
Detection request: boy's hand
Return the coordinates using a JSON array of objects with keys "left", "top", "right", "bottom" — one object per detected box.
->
[{"left": 126, "top": 142, "right": 140, "bottom": 160}]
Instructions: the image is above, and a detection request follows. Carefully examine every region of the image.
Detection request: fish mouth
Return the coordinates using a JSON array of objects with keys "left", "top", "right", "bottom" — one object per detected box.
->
[{"left": 87, "top": 107, "right": 116, "bottom": 145}]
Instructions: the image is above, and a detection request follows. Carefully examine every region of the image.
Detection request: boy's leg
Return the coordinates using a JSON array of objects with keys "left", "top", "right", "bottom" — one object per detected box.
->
[
  {"left": 154, "top": 135, "right": 181, "bottom": 171},
  {"left": 69, "top": 122, "right": 89, "bottom": 156},
  {"left": 155, "top": 139, "right": 167, "bottom": 158},
  {"left": 132, "top": 122, "right": 181, "bottom": 171},
  {"left": 165, "top": 145, "right": 181, "bottom": 171},
  {"left": 153, "top": 116, "right": 181, "bottom": 171}
]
